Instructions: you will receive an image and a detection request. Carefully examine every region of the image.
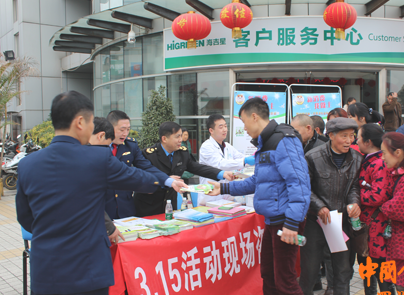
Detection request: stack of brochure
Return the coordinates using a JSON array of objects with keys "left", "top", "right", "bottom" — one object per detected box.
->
[
  {"left": 163, "top": 220, "right": 194, "bottom": 231},
  {"left": 193, "top": 206, "right": 233, "bottom": 223},
  {"left": 153, "top": 224, "right": 180, "bottom": 236},
  {"left": 208, "top": 206, "right": 246, "bottom": 219},
  {"left": 205, "top": 199, "right": 241, "bottom": 208},
  {"left": 115, "top": 225, "right": 160, "bottom": 240},
  {"left": 115, "top": 225, "right": 139, "bottom": 242},
  {"left": 174, "top": 209, "right": 214, "bottom": 227}
]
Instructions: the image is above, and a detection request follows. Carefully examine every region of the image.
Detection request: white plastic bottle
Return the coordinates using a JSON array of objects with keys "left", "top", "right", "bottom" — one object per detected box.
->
[
  {"left": 165, "top": 200, "right": 173, "bottom": 220},
  {"left": 181, "top": 197, "right": 187, "bottom": 211}
]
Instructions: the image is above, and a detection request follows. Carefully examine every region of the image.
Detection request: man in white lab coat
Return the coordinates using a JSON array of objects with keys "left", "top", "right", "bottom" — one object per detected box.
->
[{"left": 198, "top": 114, "right": 254, "bottom": 205}]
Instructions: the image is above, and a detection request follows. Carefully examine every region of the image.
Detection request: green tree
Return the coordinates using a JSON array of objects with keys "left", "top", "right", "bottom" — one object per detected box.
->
[
  {"left": 25, "top": 119, "right": 55, "bottom": 148},
  {"left": 138, "top": 86, "right": 175, "bottom": 149},
  {"left": 0, "top": 55, "right": 36, "bottom": 195}
]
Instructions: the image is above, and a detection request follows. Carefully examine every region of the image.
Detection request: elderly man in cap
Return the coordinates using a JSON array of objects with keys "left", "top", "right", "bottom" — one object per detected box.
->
[{"left": 299, "top": 117, "right": 363, "bottom": 295}]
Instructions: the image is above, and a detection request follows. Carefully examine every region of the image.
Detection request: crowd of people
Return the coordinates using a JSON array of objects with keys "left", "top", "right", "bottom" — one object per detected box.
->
[{"left": 15, "top": 90, "right": 404, "bottom": 295}]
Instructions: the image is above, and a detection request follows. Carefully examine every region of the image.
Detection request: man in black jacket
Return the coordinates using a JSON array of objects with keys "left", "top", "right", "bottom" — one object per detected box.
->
[
  {"left": 134, "top": 122, "right": 233, "bottom": 217},
  {"left": 291, "top": 114, "right": 328, "bottom": 154},
  {"left": 299, "top": 117, "right": 363, "bottom": 295}
]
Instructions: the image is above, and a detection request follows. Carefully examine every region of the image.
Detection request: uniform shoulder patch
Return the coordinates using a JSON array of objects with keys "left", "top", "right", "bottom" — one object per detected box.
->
[
  {"left": 179, "top": 146, "right": 187, "bottom": 151},
  {"left": 126, "top": 137, "right": 135, "bottom": 142},
  {"left": 146, "top": 147, "right": 157, "bottom": 154}
]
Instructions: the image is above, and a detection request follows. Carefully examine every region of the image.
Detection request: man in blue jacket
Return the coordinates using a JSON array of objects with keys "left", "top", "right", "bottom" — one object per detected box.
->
[
  {"left": 208, "top": 97, "right": 311, "bottom": 295},
  {"left": 15, "top": 91, "right": 179, "bottom": 295}
]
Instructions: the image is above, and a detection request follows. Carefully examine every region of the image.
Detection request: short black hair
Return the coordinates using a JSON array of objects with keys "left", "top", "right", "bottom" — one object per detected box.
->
[
  {"left": 107, "top": 110, "right": 130, "bottom": 126},
  {"left": 93, "top": 117, "right": 115, "bottom": 140},
  {"left": 51, "top": 91, "right": 94, "bottom": 130},
  {"left": 310, "top": 115, "right": 325, "bottom": 134},
  {"left": 359, "top": 123, "right": 384, "bottom": 149},
  {"left": 238, "top": 97, "right": 269, "bottom": 119},
  {"left": 347, "top": 97, "right": 356, "bottom": 104},
  {"left": 388, "top": 92, "right": 395, "bottom": 97},
  {"left": 207, "top": 114, "right": 225, "bottom": 131},
  {"left": 159, "top": 122, "right": 182, "bottom": 140}
]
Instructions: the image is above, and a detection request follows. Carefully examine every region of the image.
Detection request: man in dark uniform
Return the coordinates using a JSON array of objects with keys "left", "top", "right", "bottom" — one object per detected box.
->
[
  {"left": 134, "top": 121, "right": 234, "bottom": 217},
  {"left": 105, "top": 111, "right": 185, "bottom": 219},
  {"left": 16, "top": 91, "right": 161, "bottom": 295}
]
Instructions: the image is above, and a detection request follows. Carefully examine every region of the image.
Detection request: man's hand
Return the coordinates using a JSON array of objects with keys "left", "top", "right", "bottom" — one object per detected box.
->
[
  {"left": 207, "top": 181, "right": 221, "bottom": 196},
  {"left": 172, "top": 179, "right": 188, "bottom": 192},
  {"left": 347, "top": 203, "right": 361, "bottom": 218},
  {"left": 318, "top": 207, "right": 331, "bottom": 225},
  {"left": 223, "top": 171, "right": 235, "bottom": 181},
  {"left": 170, "top": 175, "right": 181, "bottom": 180},
  {"left": 109, "top": 228, "right": 125, "bottom": 245},
  {"left": 280, "top": 227, "right": 298, "bottom": 245}
]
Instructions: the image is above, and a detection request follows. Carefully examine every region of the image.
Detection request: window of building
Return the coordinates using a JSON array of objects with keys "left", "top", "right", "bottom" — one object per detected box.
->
[
  {"left": 143, "top": 76, "right": 167, "bottom": 107},
  {"left": 110, "top": 42, "right": 124, "bottom": 81},
  {"left": 94, "top": 88, "right": 103, "bottom": 117},
  {"left": 101, "top": 85, "right": 111, "bottom": 117},
  {"left": 197, "top": 71, "right": 230, "bottom": 116},
  {"left": 143, "top": 33, "right": 164, "bottom": 75},
  {"left": 124, "top": 40, "right": 142, "bottom": 78},
  {"left": 100, "top": 48, "right": 111, "bottom": 84},
  {"left": 111, "top": 82, "right": 124, "bottom": 111},
  {"left": 125, "top": 79, "right": 142, "bottom": 119},
  {"left": 94, "top": 53, "right": 102, "bottom": 87},
  {"left": 387, "top": 70, "right": 404, "bottom": 113},
  {"left": 168, "top": 74, "right": 197, "bottom": 116}
]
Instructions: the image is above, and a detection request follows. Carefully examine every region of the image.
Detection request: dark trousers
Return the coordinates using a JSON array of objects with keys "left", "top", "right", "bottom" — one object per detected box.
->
[
  {"left": 357, "top": 255, "right": 396, "bottom": 295},
  {"left": 261, "top": 223, "right": 303, "bottom": 295},
  {"left": 32, "top": 287, "right": 109, "bottom": 295},
  {"left": 300, "top": 218, "right": 353, "bottom": 295},
  {"left": 315, "top": 246, "right": 334, "bottom": 289}
]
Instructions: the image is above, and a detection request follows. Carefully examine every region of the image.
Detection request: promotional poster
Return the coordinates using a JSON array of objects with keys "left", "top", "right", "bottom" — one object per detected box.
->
[{"left": 232, "top": 91, "right": 287, "bottom": 156}]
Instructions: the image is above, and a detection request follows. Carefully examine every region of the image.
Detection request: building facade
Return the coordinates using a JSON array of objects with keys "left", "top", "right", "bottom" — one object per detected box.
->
[
  {"left": 10, "top": 0, "right": 404, "bottom": 153},
  {"left": 0, "top": 0, "right": 93, "bottom": 138}
]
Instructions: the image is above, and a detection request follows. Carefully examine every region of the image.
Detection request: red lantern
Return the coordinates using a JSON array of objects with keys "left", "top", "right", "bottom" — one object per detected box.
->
[
  {"left": 339, "top": 78, "right": 347, "bottom": 86},
  {"left": 323, "top": 77, "right": 331, "bottom": 85},
  {"left": 323, "top": 0, "right": 357, "bottom": 40},
  {"left": 172, "top": 11, "right": 211, "bottom": 49},
  {"left": 271, "top": 78, "right": 279, "bottom": 84},
  {"left": 287, "top": 77, "right": 296, "bottom": 84},
  {"left": 255, "top": 78, "right": 263, "bottom": 83},
  {"left": 355, "top": 78, "right": 365, "bottom": 86},
  {"left": 220, "top": 0, "right": 253, "bottom": 39},
  {"left": 368, "top": 80, "right": 376, "bottom": 88}
]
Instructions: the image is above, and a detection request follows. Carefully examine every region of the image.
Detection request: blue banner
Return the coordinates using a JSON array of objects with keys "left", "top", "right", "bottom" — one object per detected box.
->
[{"left": 291, "top": 93, "right": 341, "bottom": 120}]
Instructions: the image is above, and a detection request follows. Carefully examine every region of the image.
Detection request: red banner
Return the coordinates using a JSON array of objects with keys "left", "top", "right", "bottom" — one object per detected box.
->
[{"left": 110, "top": 214, "right": 267, "bottom": 295}]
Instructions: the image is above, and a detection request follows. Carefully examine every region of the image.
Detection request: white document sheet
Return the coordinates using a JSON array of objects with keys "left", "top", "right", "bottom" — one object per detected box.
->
[{"left": 317, "top": 210, "right": 348, "bottom": 253}]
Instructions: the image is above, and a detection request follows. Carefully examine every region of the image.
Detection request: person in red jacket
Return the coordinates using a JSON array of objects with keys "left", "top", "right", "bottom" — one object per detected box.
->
[
  {"left": 381, "top": 132, "right": 404, "bottom": 292},
  {"left": 357, "top": 124, "right": 395, "bottom": 295}
]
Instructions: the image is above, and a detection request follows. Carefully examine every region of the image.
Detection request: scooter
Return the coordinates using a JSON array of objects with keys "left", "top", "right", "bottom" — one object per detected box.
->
[{"left": 2, "top": 139, "right": 41, "bottom": 190}]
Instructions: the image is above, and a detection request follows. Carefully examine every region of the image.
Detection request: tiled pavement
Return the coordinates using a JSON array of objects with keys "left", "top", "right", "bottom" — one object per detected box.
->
[
  {"left": 0, "top": 189, "right": 29, "bottom": 295},
  {"left": 0, "top": 189, "right": 367, "bottom": 295}
]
